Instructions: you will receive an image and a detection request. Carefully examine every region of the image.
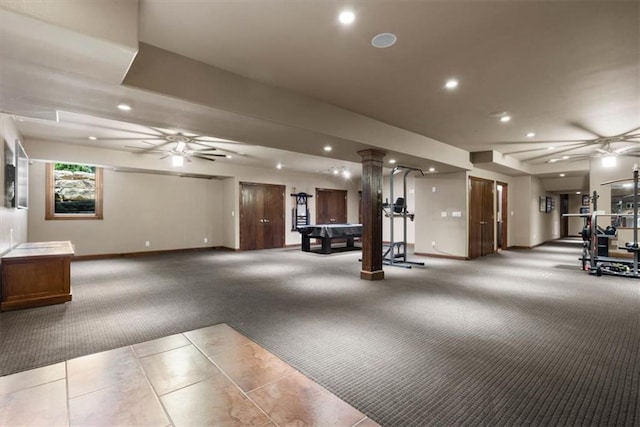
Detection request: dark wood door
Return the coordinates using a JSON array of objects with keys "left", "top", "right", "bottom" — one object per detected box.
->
[
  {"left": 497, "top": 182, "right": 508, "bottom": 250},
  {"left": 316, "top": 188, "right": 347, "bottom": 224},
  {"left": 469, "top": 177, "right": 495, "bottom": 259},
  {"left": 560, "top": 194, "right": 569, "bottom": 237},
  {"left": 240, "top": 183, "right": 285, "bottom": 250}
]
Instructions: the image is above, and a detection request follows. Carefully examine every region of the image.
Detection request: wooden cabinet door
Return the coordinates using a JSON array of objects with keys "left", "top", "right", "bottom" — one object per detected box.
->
[
  {"left": 316, "top": 189, "right": 347, "bottom": 224},
  {"left": 240, "top": 183, "right": 284, "bottom": 250}
]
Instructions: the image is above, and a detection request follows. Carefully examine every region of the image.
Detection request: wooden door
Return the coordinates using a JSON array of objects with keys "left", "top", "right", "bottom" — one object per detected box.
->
[
  {"left": 497, "top": 182, "right": 508, "bottom": 250},
  {"left": 316, "top": 188, "right": 347, "bottom": 224},
  {"left": 262, "top": 184, "right": 285, "bottom": 248},
  {"left": 240, "top": 183, "right": 285, "bottom": 250},
  {"left": 560, "top": 194, "right": 569, "bottom": 237},
  {"left": 469, "top": 177, "right": 495, "bottom": 259}
]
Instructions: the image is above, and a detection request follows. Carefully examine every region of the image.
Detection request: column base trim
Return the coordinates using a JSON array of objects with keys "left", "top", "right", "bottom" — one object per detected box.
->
[{"left": 360, "top": 270, "right": 385, "bottom": 281}]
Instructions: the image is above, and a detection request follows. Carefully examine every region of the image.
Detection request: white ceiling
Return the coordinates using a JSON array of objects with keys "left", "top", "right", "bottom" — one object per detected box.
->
[{"left": 0, "top": 1, "right": 638, "bottom": 181}]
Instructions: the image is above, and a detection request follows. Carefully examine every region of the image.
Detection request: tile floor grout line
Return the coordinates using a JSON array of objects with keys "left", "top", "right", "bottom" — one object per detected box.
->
[
  {"left": 129, "top": 344, "right": 175, "bottom": 427},
  {"left": 184, "top": 326, "right": 280, "bottom": 427},
  {"left": 64, "top": 361, "right": 71, "bottom": 427}
]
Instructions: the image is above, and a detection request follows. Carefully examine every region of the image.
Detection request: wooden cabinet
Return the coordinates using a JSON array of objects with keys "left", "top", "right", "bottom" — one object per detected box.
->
[{"left": 1, "top": 241, "right": 74, "bottom": 311}]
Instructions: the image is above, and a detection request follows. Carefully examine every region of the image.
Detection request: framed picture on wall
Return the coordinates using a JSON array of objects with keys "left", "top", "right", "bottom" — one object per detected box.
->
[
  {"left": 4, "top": 138, "right": 15, "bottom": 208},
  {"left": 539, "top": 196, "right": 546, "bottom": 212},
  {"left": 14, "top": 139, "right": 28, "bottom": 209}
]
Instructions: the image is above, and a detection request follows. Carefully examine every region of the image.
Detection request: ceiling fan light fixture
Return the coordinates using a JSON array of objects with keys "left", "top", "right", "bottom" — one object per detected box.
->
[
  {"left": 602, "top": 155, "right": 616, "bottom": 168},
  {"left": 171, "top": 155, "right": 184, "bottom": 167},
  {"left": 175, "top": 141, "right": 186, "bottom": 152}
]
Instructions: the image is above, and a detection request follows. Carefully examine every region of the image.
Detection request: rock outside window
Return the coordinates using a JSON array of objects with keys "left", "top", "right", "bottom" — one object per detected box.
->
[{"left": 45, "top": 163, "right": 103, "bottom": 220}]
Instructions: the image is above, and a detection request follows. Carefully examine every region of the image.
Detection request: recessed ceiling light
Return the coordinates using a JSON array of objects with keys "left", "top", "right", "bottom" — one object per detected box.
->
[
  {"left": 428, "top": 167, "right": 436, "bottom": 172},
  {"left": 117, "top": 103, "right": 131, "bottom": 111},
  {"left": 548, "top": 146, "right": 555, "bottom": 150},
  {"left": 324, "top": 146, "right": 332, "bottom": 152},
  {"left": 526, "top": 132, "right": 536, "bottom": 138},
  {"left": 226, "top": 155, "right": 232, "bottom": 159},
  {"left": 549, "top": 159, "right": 558, "bottom": 163},
  {"left": 88, "top": 136, "right": 97, "bottom": 140},
  {"left": 444, "top": 79, "right": 458, "bottom": 90},
  {"left": 276, "top": 163, "right": 282, "bottom": 170},
  {"left": 333, "top": 169, "right": 339, "bottom": 175},
  {"left": 562, "top": 156, "right": 569, "bottom": 159},
  {"left": 371, "top": 33, "right": 397, "bottom": 48},
  {"left": 559, "top": 173, "right": 566, "bottom": 177},
  {"left": 576, "top": 191, "right": 581, "bottom": 194},
  {"left": 389, "top": 159, "right": 396, "bottom": 164},
  {"left": 338, "top": 10, "right": 355, "bottom": 25},
  {"left": 500, "top": 115, "right": 511, "bottom": 123}
]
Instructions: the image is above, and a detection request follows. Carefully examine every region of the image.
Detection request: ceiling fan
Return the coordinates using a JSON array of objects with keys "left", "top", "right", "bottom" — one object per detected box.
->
[
  {"left": 125, "top": 129, "right": 240, "bottom": 165},
  {"left": 501, "top": 124, "right": 640, "bottom": 164}
]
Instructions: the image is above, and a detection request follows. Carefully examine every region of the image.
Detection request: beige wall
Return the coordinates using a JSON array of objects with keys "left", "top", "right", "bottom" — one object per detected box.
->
[
  {"left": 530, "top": 176, "right": 560, "bottom": 246},
  {"left": 0, "top": 116, "right": 28, "bottom": 255},
  {"left": 568, "top": 194, "right": 585, "bottom": 236},
  {"left": 28, "top": 163, "right": 223, "bottom": 256},
  {"left": 414, "top": 172, "right": 467, "bottom": 257}
]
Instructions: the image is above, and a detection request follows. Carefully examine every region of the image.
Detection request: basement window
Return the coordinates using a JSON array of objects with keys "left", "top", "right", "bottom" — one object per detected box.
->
[{"left": 45, "top": 163, "right": 103, "bottom": 220}]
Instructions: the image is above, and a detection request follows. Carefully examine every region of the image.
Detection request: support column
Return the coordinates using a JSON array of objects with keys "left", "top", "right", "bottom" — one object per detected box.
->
[{"left": 358, "top": 149, "right": 386, "bottom": 280}]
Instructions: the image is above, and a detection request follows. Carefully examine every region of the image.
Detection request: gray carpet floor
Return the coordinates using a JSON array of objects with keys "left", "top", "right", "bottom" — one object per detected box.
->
[{"left": 1, "top": 239, "right": 638, "bottom": 426}]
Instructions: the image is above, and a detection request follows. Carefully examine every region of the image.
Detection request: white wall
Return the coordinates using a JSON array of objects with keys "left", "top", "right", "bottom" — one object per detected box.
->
[
  {"left": 24, "top": 138, "right": 361, "bottom": 253},
  {"left": 414, "top": 172, "right": 467, "bottom": 257},
  {"left": 28, "top": 163, "right": 223, "bottom": 256},
  {"left": 568, "top": 194, "right": 585, "bottom": 236},
  {"left": 530, "top": 176, "right": 560, "bottom": 246},
  {"left": 0, "top": 116, "right": 28, "bottom": 255}
]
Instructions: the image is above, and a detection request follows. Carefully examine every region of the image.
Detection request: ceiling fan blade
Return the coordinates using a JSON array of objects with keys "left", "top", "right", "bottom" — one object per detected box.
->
[
  {"left": 504, "top": 141, "right": 589, "bottom": 156},
  {"left": 192, "top": 155, "right": 217, "bottom": 162},
  {"left": 493, "top": 139, "right": 589, "bottom": 146},
  {"left": 622, "top": 127, "right": 640, "bottom": 136},
  {"left": 191, "top": 136, "right": 242, "bottom": 144},
  {"left": 568, "top": 121, "right": 605, "bottom": 139},
  {"left": 525, "top": 142, "right": 590, "bottom": 161}
]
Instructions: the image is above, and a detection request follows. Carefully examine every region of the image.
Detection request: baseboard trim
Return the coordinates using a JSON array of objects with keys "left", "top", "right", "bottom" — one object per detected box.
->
[
  {"left": 414, "top": 252, "right": 467, "bottom": 261},
  {"left": 73, "top": 246, "right": 232, "bottom": 261}
]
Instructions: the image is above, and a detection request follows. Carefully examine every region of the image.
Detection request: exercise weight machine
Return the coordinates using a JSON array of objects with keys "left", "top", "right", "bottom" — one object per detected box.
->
[{"left": 382, "top": 166, "right": 425, "bottom": 268}]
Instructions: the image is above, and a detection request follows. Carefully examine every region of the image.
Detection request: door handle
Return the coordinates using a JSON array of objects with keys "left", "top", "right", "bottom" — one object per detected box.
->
[
  {"left": 330, "top": 218, "right": 336, "bottom": 222},
  {"left": 259, "top": 219, "right": 264, "bottom": 223},
  {"left": 263, "top": 219, "right": 270, "bottom": 223},
  {"left": 480, "top": 221, "right": 487, "bottom": 225}
]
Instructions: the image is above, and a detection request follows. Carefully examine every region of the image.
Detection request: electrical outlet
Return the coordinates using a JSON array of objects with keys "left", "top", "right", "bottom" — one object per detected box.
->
[
  {"left": 145, "top": 241, "right": 150, "bottom": 247},
  {"left": 432, "top": 241, "right": 436, "bottom": 247},
  {"left": 204, "top": 237, "right": 208, "bottom": 244}
]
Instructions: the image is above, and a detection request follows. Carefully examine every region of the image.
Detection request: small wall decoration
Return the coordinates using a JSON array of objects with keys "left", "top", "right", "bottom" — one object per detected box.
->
[
  {"left": 14, "top": 139, "right": 28, "bottom": 209},
  {"left": 4, "top": 138, "right": 15, "bottom": 208}
]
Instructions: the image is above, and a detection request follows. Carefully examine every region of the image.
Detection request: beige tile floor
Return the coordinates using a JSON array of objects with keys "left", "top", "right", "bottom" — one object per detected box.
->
[{"left": 1, "top": 323, "right": 379, "bottom": 427}]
